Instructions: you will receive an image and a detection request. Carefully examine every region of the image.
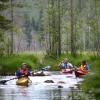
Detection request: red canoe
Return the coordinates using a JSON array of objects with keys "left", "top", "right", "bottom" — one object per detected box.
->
[
  {"left": 75, "top": 70, "right": 87, "bottom": 78},
  {"left": 61, "top": 69, "right": 73, "bottom": 74}
]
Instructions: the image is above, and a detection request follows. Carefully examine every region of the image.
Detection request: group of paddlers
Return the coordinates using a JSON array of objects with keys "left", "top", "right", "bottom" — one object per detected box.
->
[
  {"left": 59, "top": 58, "right": 90, "bottom": 77},
  {"left": 59, "top": 58, "right": 90, "bottom": 70},
  {"left": 0, "top": 58, "right": 91, "bottom": 86},
  {"left": 16, "top": 58, "right": 90, "bottom": 78}
]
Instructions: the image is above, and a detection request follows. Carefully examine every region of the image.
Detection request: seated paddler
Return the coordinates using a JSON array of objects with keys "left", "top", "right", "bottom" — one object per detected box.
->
[
  {"left": 16, "top": 63, "right": 30, "bottom": 78},
  {"left": 79, "top": 60, "right": 90, "bottom": 73}
]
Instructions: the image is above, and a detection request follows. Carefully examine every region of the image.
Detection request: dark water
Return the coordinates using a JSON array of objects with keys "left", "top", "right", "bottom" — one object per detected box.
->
[{"left": 0, "top": 72, "right": 94, "bottom": 100}]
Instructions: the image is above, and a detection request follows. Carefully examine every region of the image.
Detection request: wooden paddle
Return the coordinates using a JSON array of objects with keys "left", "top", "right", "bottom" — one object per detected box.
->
[{"left": 0, "top": 77, "right": 17, "bottom": 85}]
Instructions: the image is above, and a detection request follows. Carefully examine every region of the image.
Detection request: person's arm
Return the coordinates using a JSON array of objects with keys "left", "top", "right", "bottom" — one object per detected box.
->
[
  {"left": 79, "top": 65, "right": 84, "bottom": 71},
  {"left": 16, "top": 70, "right": 21, "bottom": 77},
  {"left": 58, "top": 62, "right": 64, "bottom": 69},
  {"left": 68, "top": 63, "right": 73, "bottom": 68},
  {"left": 28, "top": 70, "right": 31, "bottom": 76},
  {"left": 58, "top": 62, "right": 62, "bottom": 67}
]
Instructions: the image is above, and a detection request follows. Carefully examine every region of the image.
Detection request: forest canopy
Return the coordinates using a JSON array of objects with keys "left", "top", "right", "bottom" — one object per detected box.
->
[{"left": 0, "top": 0, "right": 100, "bottom": 58}]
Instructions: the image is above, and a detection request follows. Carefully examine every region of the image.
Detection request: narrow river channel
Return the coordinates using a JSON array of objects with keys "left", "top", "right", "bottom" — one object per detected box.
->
[{"left": 0, "top": 72, "right": 92, "bottom": 100}]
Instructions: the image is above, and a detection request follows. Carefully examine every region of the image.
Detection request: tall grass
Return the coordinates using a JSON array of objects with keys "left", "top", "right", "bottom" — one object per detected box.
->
[
  {"left": 0, "top": 52, "right": 99, "bottom": 73},
  {"left": 0, "top": 53, "right": 39, "bottom": 73}
]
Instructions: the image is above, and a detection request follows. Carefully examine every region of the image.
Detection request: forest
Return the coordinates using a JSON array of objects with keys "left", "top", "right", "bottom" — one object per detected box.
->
[
  {"left": 0, "top": 0, "right": 100, "bottom": 57},
  {"left": 0, "top": 0, "right": 100, "bottom": 99}
]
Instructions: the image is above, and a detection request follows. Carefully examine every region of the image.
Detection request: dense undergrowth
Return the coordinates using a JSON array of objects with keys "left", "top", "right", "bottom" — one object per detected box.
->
[
  {"left": 81, "top": 59, "right": 100, "bottom": 100},
  {"left": 0, "top": 52, "right": 98, "bottom": 72},
  {"left": 43, "top": 53, "right": 98, "bottom": 71},
  {"left": 0, "top": 53, "right": 39, "bottom": 73}
]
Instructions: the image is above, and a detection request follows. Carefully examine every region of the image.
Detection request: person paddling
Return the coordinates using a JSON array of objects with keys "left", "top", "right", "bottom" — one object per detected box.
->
[
  {"left": 79, "top": 60, "right": 90, "bottom": 73},
  {"left": 16, "top": 63, "right": 30, "bottom": 78},
  {"left": 59, "top": 58, "right": 73, "bottom": 71}
]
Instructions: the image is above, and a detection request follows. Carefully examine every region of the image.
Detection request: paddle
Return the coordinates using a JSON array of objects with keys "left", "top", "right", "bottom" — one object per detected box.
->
[
  {"left": 0, "top": 77, "right": 17, "bottom": 85},
  {"left": 41, "top": 66, "right": 51, "bottom": 71}
]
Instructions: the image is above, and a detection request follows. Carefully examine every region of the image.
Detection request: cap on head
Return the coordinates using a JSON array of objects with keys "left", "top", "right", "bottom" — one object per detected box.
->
[
  {"left": 64, "top": 58, "right": 68, "bottom": 62},
  {"left": 22, "top": 63, "right": 27, "bottom": 65},
  {"left": 81, "top": 60, "right": 86, "bottom": 65},
  {"left": 21, "top": 63, "right": 27, "bottom": 69}
]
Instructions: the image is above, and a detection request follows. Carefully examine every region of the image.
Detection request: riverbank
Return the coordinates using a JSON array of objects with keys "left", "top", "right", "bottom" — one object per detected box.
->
[
  {"left": 0, "top": 53, "right": 39, "bottom": 74},
  {"left": 0, "top": 52, "right": 98, "bottom": 73}
]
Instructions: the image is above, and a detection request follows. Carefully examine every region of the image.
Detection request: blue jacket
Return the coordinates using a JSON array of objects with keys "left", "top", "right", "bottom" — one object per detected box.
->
[{"left": 60, "top": 63, "right": 69, "bottom": 69}]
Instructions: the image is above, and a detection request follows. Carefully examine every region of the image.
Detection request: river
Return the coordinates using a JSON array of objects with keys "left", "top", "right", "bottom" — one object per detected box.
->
[{"left": 0, "top": 72, "right": 88, "bottom": 100}]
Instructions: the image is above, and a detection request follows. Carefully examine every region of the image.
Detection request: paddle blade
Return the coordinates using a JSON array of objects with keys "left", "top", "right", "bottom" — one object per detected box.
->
[
  {"left": 0, "top": 80, "right": 8, "bottom": 85},
  {"left": 0, "top": 77, "right": 17, "bottom": 85}
]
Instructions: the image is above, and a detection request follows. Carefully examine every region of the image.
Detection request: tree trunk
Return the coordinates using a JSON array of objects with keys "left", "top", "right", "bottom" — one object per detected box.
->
[
  {"left": 57, "top": 0, "right": 61, "bottom": 56},
  {"left": 10, "top": 0, "right": 14, "bottom": 54},
  {"left": 70, "top": 0, "right": 76, "bottom": 55}
]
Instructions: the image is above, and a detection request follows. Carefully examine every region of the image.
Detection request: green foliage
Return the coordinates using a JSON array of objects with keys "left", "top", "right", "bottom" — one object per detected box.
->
[
  {"left": 81, "top": 59, "right": 100, "bottom": 100},
  {"left": 42, "top": 53, "right": 96, "bottom": 71},
  {"left": 0, "top": 0, "right": 13, "bottom": 56},
  {"left": 0, "top": 0, "right": 12, "bottom": 29},
  {"left": 0, "top": 53, "right": 39, "bottom": 73},
  {"left": 0, "top": 4, "right": 9, "bottom": 11},
  {"left": 0, "top": 16, "right": 12, "bottom": 30}
]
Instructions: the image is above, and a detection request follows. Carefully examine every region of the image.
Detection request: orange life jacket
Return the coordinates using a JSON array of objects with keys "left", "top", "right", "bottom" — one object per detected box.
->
[
  {"left": 79, "top": 65, "right": 87, "bottom": 73},
  {"left": 19, "top": 68, "right": 28, "bottom": 75}
]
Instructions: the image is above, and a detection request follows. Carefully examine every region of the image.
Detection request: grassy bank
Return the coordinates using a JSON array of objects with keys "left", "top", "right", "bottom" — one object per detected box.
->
[
  {"left": 42, "top": 53, "right": 97, "bottom": 71},
  {"left": 0, "top": 53, "right": 40, "bottom": 73},
  {"left": 0, "top": 52, "right": 98, "bottom": 73}
]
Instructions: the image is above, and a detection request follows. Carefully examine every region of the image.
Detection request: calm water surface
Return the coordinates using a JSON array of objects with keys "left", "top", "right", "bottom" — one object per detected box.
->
[{"left": 0, "top": 72, "right": 83, "bottom": 100}]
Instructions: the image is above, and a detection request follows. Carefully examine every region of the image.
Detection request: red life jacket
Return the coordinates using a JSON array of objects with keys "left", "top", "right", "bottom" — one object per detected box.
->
[{"left": 19, "top": 68, "right": 28, "bottom": 75}]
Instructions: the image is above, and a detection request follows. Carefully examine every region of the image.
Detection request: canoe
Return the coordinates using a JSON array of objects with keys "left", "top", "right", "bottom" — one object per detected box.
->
[
  {"left": 33, "top": 72, "right": 45, "bottom": 76},
  {"left": 31, "top": 71, "right": 50, "bottom": 76},
  {"left": 16, "top": 77, "right": 29, "bottom": 86},
  {"left": 75, "top": 70, "right": 87, "bottom": 78},
  {"left": 61, "top": 69, "right": 73, "bottom": 74}
]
